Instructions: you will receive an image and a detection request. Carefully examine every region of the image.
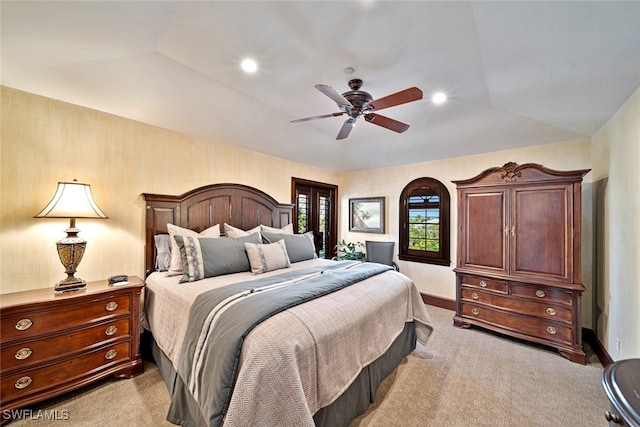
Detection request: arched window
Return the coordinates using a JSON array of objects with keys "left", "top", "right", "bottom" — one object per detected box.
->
[{"left": 399, "top": 177, "right": 451, "bottom": 266}]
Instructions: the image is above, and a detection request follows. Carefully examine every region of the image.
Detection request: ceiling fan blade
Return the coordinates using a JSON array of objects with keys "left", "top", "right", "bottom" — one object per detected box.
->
[
  {"left": 336, "top": 117, "right": 357, "bottom": 140},
  {"left": 314, "top": 84, "right": 353, "bottom": 109},
  {"left": 290, "top": 112, "right": 344, "bottom": 123},
  {"left": 364, "top": 87, "right": 423, "bottom": 111},
  {"left": 364, "top": 113, "right": 410, "bottom": 133}
]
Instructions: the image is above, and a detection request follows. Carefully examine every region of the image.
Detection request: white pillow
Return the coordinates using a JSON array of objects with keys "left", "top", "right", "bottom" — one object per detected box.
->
[
  {"left": 223, "top": 223, "right": 261, "bottom": 238},
  {"left": 244, "top": 240, "right": 291, "bottom": 274},
  {"left": 260, "top": 223, "right": 294, "bottom": 234},
  {"left": 167, "top": 223, "right": 220, "bottom": 276}
]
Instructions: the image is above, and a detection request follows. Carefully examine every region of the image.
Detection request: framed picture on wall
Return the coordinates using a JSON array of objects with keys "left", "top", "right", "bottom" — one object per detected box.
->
[{"left": 349, "top": 197, "right": 385, "bottom": 233}]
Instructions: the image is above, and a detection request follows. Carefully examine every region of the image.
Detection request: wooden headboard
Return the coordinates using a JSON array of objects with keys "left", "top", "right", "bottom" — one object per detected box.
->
[{"left": 142, "top": 183, "right": 294, "bottom": 274}]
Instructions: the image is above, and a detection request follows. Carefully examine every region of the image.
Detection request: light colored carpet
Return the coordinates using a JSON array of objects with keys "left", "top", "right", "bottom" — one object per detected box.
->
[{"left": 10, "top": 306, "right": 608, "bottom": 426}]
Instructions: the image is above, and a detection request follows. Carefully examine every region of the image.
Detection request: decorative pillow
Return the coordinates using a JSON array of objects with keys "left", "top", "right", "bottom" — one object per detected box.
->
[
  {"left": 261, "top": 230, "right": 317, "bottom": 263},
  {"left": 223, "top": 223, "right": 261, "bottom": 238},
  {"left": 174, "top": 233, "right": 260, "bottom": 283},
  {"left": 244, "top": 240, "right": 291, "bottom": 274},
  {"left": 260, "top": 223, "right": 294, "bottom": 234},
  {"left": 154, "top": 234, "right": 172, "bottom": 272},
  {"left": 167, "top": 223, "right": 220, "bottom": 276}
]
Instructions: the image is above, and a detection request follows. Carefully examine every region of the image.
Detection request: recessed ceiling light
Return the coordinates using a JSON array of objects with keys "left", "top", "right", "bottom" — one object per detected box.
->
[
  {"left": 241, "top": 58, "right": 258, "bottom": 73},
  {"left": 431, "top": 92, "right": 447, "bottom": 105}
]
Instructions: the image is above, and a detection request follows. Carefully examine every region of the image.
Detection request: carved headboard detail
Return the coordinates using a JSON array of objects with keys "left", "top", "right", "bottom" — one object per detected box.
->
[{"left": 142, "top": 183, "right": 294, "bottom": 274}]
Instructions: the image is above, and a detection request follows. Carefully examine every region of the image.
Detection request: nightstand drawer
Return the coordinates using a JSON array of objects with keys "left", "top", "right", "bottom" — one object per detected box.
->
[
  {"left": 1, "top": 295, "right": 130, "bottom": 342},
  {"left": 1, "top": 318, "right": 131, "bottom": 371},
  {"left": 511, "top": 283, "right": 574, "bottom": 306},
  {"left": 460, "top": 289, "right": 572, "bottom": 323},
  {"left": 0, "top": 341, "right": 131, "bottom": 403}
]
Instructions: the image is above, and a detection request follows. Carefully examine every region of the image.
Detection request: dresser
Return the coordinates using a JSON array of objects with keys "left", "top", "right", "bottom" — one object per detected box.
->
[
  {"left": 453, "top": 162, "right": 590, "bottom": 364},
  {"left": 0, "top": 277, "right": 144, "bottom": 421}
]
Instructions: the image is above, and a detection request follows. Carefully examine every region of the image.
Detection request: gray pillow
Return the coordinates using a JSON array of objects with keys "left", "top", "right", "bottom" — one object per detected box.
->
[
  {"left": 261, "top": 231, "right": 317, "bottom": 263},
  {"left": 174, "top": 233, "right": 260, "bottom": 283}
]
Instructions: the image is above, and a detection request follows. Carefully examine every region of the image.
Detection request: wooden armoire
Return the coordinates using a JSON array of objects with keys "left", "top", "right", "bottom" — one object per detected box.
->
[{"left": 453, "top": 162, "right": 590, "bottom": 364}]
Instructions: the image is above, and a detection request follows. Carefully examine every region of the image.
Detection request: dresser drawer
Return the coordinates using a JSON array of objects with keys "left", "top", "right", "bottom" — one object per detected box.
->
[
  {"left": 1, "top": 295, "right": 130, "bottom": 342},
  {"left": 460, "top": 289, "right": 573, "bottom": 323},
  {"left": 461, "top": 303, "right": 573, "bottom": 345},
  {"left": 0, "top": 341, "right": 131, "bottom": 403},
  {"left": 510, "top": 283, "right": 574, "bottom": 306},
  {"left": 459, "top": 276, "right": 508, "bottom": 293},
  {"left": 1, "top": 318, "right": 131, "bottom": 371}
]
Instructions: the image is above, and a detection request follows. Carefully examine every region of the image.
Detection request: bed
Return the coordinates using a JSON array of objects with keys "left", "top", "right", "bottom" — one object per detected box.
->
[{"left": 141, "top": 183, "right": 433, "bottom": 427}]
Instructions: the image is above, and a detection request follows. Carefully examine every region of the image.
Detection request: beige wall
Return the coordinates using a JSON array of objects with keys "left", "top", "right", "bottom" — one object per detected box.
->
[
  {"left": 591, "top": 86, "right": 640, "bottom": 360},
  {"left": 0, "top": 86, "right": 338, "bottom": 294},
  {"left": 338, "top": 139, "right": 594, "bottom": 324}
]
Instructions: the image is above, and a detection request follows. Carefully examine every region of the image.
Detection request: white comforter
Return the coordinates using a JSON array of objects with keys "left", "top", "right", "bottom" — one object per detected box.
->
[{"left": 144, "top": 259, "right": 433, "bottom": 427}]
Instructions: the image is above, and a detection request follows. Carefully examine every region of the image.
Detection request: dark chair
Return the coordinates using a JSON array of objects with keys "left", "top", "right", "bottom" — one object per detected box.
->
[{"left": 365, "top": 241, "right": 399, "bottom": 271}]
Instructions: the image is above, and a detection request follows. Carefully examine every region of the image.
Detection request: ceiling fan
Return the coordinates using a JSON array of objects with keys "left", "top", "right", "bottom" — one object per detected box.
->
[{"left": 291, "top": 79, "right": 423, "bottom": 140}]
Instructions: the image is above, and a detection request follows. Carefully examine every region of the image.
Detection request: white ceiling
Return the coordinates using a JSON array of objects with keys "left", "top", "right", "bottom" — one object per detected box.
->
[{"left": 2, "top": 1, "right": 639, "bottom": 172}]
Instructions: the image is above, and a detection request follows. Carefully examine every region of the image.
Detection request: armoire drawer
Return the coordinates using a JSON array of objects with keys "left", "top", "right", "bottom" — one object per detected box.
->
[
  {"left": 1, "top": 295, "right": 131, "bottom": 342},
  {"left": 1, "top": 318, "right": 131, "bottom": 371},
  {"left": 460, "top": 289, "right": 573, "bottom": 323},
  {"left": 510, "top": 283, "right": 574, "bottom": 306},
  {"left": 461, "top": 303, "right": 573, "bottom": 345},
  {"left": 0, "top": 341, "right": 131, "bottom": 403},
  {"left": 459, "top": 276, "right": 508, "bottom": 293}
]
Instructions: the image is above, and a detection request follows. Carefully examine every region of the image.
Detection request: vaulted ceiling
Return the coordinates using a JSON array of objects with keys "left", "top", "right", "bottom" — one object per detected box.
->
[{"left": 2, "top": 1, "right": 639, "bottom": 172}]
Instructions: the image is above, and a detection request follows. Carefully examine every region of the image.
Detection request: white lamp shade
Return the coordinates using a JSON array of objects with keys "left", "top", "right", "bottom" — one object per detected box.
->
[{"left": 35, "top": 181, "right": 108, "bottom": 219}]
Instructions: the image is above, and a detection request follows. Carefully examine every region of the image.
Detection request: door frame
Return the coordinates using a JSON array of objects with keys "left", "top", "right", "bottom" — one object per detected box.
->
[{"left": 291, "top": 177, "right": 338, "bottom": 259}]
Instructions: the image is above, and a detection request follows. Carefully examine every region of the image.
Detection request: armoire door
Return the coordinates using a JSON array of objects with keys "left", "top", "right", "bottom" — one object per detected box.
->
[
  {"left": 511, "top": 184, "right": 573, "bottom": 282},
  {"left": 458, "top": 188, "right": 509, "bottom": 274}
]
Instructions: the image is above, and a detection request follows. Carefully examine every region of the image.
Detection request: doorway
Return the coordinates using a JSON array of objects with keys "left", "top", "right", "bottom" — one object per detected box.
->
[{"left": 292, "top": 178, "right": 338, "bottom": 259}]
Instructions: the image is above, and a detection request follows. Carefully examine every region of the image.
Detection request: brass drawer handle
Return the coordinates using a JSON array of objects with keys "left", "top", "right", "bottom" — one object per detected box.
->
[
  {"left": 546, "top": 307, "right": 557, "bottom": 316},
  {"left": 546, "top": 326, "right": 557, "bottom": 335},
  {"left": 15, "top": 348, "right": 33, "bottom": 360},
  {"left": 105, "top": 326, "right": 118, "bottom": 336},
  {"left": 105, "top": 301, "right": 119, "bottom": 312},
  {"left": 471, "top": 292, "right": 479, "bottom": 300},
  {"left": 479, "top": 280, "right": 487, "bottom": 288},
  {"left": 471, "top": 308, "right": 479, "bottom": 316},
  {"left": 105, "top": 349, "right": 117, "bottom": 360},
  {"left": 535, "top": 290, "right": 546, "bottom": 298},
  {"left": 15, "top": 376, "right": 32, "bottom": 389},
  {"left": 15, "top": 319, "right": 33, "bottom": 330}
]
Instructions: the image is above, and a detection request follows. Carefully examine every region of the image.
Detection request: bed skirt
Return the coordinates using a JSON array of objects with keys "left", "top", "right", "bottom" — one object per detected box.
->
[{"left": 144, "top": 322, "right": 416, "bottom": 427}]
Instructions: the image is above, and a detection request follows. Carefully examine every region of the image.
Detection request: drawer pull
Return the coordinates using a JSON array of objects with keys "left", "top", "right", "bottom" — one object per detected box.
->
[
  {"left": 105, "top": 325, "right": 118, "bottom": 336},
  {"left": 546, "top": 307, "right": 557, "bottom": 316},
  {"left": 15, "top": 318, "right": 33, "bottom": 330},
  {"left": 479, "top": 280, "right": 487, "bottom": 288},
  {"left": 604, "top": 410, "right": 622, "bottom": 424},
  {"left": 471, "top": 308, "right": 479, "bottom": 316},
  {"left": 535, "top": 290, "right": 546, "bottom": 298},
  {"left": 105, "top": 301, "right": 119, "bottom": 312},
  {"left": 471, "top": 292, "right": 479, "bottom": 300},
  {"left": 105, "top": 349, "right": 117, "bottom": 360},
  {"left": 546, "top": 326, "right": 557, "bottom": 335},
  {"left": 15, "top": 348, "right": 33, "bottom": 360},
  {"left": 15, "top": 376, "right": 32, "bottom": 389}
]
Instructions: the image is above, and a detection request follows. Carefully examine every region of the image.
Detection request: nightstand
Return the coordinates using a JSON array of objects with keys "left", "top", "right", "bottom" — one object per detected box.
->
[{"left": 0, "top": 277, "right": 145, "bottom": 423}]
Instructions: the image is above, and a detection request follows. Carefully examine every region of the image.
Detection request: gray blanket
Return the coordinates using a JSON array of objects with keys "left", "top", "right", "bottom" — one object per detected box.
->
[{"left": 175, "top": 261, "right": 392, "bottom": 427}]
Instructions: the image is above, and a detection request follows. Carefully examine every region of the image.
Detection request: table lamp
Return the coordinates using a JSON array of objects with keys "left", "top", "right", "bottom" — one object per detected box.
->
[{"left": 35, "top": 180, "right": 108, "bottom": 293}]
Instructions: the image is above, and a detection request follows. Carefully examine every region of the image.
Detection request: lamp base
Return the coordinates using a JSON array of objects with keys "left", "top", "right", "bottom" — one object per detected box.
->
[{"left": 54, "top": 276, "right": 87, "bottom": 293}]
